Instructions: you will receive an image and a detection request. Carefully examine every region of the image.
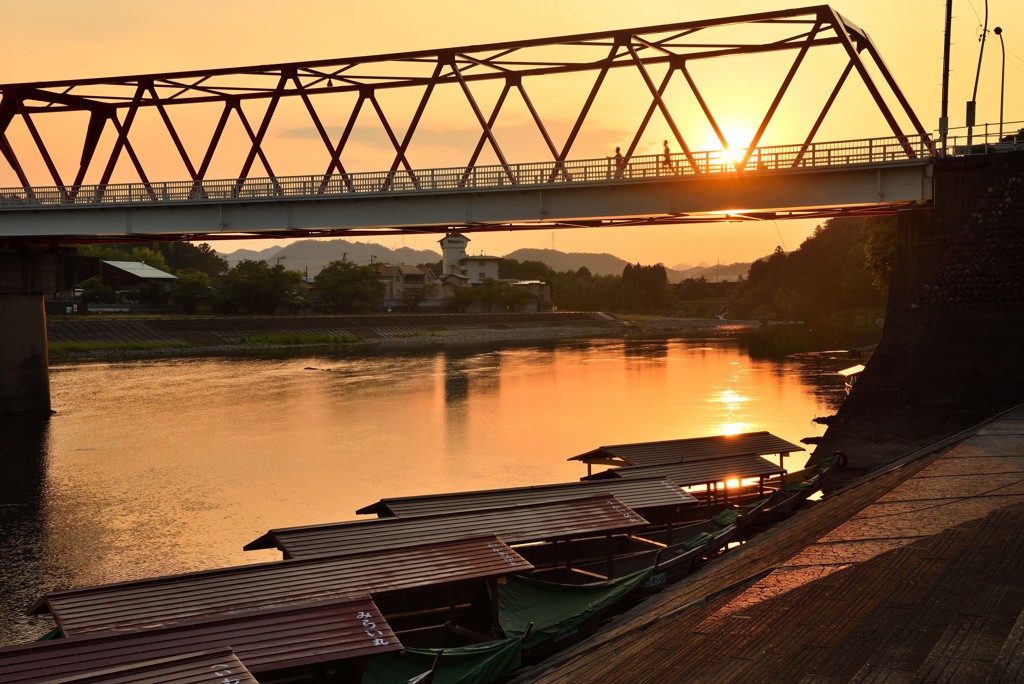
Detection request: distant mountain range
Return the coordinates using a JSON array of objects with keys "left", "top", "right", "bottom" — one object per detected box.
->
[{"left": 218, "top": 239, "right": 752, "bottom": 282}]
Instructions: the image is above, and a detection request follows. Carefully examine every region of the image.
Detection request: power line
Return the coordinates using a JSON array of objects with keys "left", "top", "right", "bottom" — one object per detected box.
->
[{"left": 773, "top": 220, "right": 788, "bottom": 252}]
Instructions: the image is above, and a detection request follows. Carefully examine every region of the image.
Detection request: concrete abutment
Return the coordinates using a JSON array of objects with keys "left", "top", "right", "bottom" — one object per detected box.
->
[
  {"left": 0, "top": 250, "right": 58, "bottom": 414},
  {"left": 814, "top": 151, "right": 1024, "bottom": 471}
]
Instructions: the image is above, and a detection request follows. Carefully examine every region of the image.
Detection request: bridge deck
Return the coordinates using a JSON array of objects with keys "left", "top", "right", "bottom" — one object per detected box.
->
[{"left": 0, "top": 134, "right": 939, "bottom": 241}]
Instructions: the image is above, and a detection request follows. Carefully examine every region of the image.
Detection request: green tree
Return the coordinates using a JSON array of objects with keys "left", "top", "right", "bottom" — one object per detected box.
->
[
  {"left": 314, "top": 260, "right": 383, "bottom": 312},
  {"left": 863, "top": 216, "right": 897, "bottom": 292},
  {"left": 163, "top": 242, "right": 228, "bottom": 276},
  {"left": 549, "top": 269, "right": 622, "bottom": 311},
  {"left": 78, "top": 276, "right": 115, "bottom": 306},
  {"left": 78, "top": 242, "right": 227, "bottom": 277},
  {"left": 80, "top": 244, "right": 171, "bottom": 274},
  {"left": 170, "top": 268, "right": 213, "bottom": 314},
  {"left": 417, "top": 260, "right": 443, "bottom": 275},
  {"left": 500, "top": 283, "right": 537, "bottom": 311},
  {"left": 477, "top": 278, "right": 504, "bottom": 312},
  {"left": 728, "top": 217, "right": 886, "bottom": 321},
  {"left": 219, "top": 260, "right": 302, "bottom": 314},
  {"left": 621, "top": 263, "right": 674, "bottom": 312},
  {"left": 401, "top": 283, "right": 435, "bottom": 312},
  {"left": 498, "top": 258, "right": 555, "bottom": 281},
  {"left": 448, "top": 286, "right": 480, "bottom": 313}
]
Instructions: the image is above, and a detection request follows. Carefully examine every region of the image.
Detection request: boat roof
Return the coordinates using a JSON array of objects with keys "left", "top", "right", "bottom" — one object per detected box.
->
[
  {"left": 31, "top": 535, "right": 531, "bottom": 637},
  {"left": 11, "top": 647, "right": 258, "bottom": 684},
  {"left": 838, "top": 364, "right": 866, "bottom": 377},
  {"left": 355, "top": 476, "right": 697, "bottom": 517},
  {"left": 0, "top": 597, "right": 399, "bottom": 682},
  {"left": 569, "top": 431, "right": 804, "bottom": 468},
  {"left": 583, "top": 454, "right": 787, "bottom": 487},
  {"left": 247, "top": 494, "right": 649, "bottom": 558}
]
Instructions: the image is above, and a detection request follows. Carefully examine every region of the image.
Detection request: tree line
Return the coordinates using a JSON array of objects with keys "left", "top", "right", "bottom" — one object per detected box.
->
[
  {"left": 494, "top": 214, "right": 894, "bottom": 321},
  {"left": 73, "top": 214, "right": 895, "bottom": 321}
]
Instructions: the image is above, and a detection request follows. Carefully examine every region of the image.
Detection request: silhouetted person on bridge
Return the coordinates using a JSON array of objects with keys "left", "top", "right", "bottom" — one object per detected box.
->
[
  {"left": 662, "top": 140, "right": 674, "bottom": 173},
  {"left": 614, "top": 147, "right": 624, "bottom": 178}
]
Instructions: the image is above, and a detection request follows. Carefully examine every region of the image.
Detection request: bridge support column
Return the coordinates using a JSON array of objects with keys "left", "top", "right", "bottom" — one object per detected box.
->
[{"left": 0, "top": 249, "right": 58, "bottom": 414}]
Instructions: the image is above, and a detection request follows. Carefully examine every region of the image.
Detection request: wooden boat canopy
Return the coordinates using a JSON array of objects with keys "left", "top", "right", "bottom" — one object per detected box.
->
[
  {"left": 582, "top": 454, "right": 786, "bottom": 489},
  {"left": 30, "top": 535, "right": 532, "bottom": 637},
  {"left": 569, "top": 431, "right": 804, "bottom": 469},
  {"left": 354, "top": 476, "right": 697, "bottom": 518},
  {"left": 0, "top": 597, "right": 399, "bottom": 682},
  {"left": 246, "top": 494, "right": 649, "bottom": 559},
  {"left": 3, "top": 647, "right": 260, "bottom": 684}
]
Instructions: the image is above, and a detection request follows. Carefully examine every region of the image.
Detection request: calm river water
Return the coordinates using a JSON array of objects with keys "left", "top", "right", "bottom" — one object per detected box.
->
[{"left": 0, "top": 325, "right": 876, "bottom": 645}]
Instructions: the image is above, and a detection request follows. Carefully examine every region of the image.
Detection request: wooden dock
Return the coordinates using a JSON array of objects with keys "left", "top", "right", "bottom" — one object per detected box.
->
[{"left": 516, "top": 405, "right": 1024, "bottom": 682}]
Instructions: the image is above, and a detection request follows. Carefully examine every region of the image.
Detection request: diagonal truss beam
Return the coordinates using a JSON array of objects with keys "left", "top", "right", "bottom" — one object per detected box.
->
[{"left": 0, "top": 5, "right": 932, "bottom": 191}]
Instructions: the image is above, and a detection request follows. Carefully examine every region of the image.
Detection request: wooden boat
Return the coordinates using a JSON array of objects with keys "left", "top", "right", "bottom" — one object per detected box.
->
[
  {"left": 573, "top": 432, "right": 807, "bottom": 520},
  {"left": 750, "top": 452, "right": 845, "bottom": 529},
  {"left": 363, "top": 568, "right": 654, "bottom": 679},
  {"left": 517, "top": 496, "right": 771, "bottom": 591},
  {"left": 838, "top": 364, "right": 865, "bottom": 393}
]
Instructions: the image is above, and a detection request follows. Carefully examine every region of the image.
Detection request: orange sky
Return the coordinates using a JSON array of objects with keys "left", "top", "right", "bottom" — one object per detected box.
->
[{"left": 3, "top": 1, "right": 1023, "bottom": 265}]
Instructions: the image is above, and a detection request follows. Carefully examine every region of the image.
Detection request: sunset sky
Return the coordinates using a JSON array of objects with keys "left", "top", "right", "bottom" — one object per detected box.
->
[{"left": 3, "top": 1, "right": 1023, "bottom": 266}]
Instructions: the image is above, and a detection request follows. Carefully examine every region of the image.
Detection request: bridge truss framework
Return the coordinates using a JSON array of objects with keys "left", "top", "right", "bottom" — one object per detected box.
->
[{"left": 0, "top": 5, "right": 932, "bottom": 242}]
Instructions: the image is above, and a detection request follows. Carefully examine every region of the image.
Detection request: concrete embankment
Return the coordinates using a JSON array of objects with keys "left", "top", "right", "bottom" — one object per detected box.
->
[
  {"left": 44, "top": 311, "right": 753, "bottom": 358},
  {"left": 814, "top": 151, "right": 1024, "bottom": 472}
]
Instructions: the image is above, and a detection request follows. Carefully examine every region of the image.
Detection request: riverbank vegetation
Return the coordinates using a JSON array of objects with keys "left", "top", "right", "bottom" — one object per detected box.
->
[
  {"left": 491, "top": 215, "right": 895, "bottom": 323},
  {"left": 48, "top": 340, "right": 199, "bottom": 359},
  {"left": 727, "top": 216, "right": 894, "bottom": 322},
  {"left": 72, "top": 215, "right": 894, "bottom": 324}
]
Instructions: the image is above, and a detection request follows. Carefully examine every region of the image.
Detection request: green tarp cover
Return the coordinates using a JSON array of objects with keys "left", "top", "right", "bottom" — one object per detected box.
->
[
  {"left": 713, "top": 508, "right": 739, "bottom": 526},
  {"left": 681, "top": 531, "right": 714, "bottom": 550},
  {"left": 361, "top": 637, "right": 522, "bottom": 684},
  {"left": 35, "top": 627, "right": 63, "bottom": 641},
  {"left": 498, "top": 566, "right": 653, "bottom": 649}
]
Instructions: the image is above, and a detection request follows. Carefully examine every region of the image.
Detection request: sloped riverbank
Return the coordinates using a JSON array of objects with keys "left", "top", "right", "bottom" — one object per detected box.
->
[{"left": 46, "top": 312, "right": 762, "bottom": 360}]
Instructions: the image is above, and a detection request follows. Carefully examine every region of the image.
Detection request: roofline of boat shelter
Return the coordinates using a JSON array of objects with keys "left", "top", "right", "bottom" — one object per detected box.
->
[
  {"left": 354, "top": 476, "right": 696, "bottom": 518},
  {"left": 24, "top": 647, "right": 259, "bottom": 684},
  {"left": 0, "top": 596, "right": 400, "bottom": 682},
  {"left": 30, "top": 534, "right": 534, "bottom": 636},
  {"left": 568, "top": 431, "right": 804, "bottom": 477},
  {"left": 245, "top": 494, "right": 650, "bottom": 558},
  {"left": 582, "top": 454, "right": 787, "bottom": 507}
]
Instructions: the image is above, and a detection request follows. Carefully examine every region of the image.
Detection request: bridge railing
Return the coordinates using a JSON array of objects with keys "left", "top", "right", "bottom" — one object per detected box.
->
[
  {"left": 0, "top": 132, "right": 940, "bottom": 210},
  {"left": 944, "top": 120, "right": 1024, "bottom": 156}
]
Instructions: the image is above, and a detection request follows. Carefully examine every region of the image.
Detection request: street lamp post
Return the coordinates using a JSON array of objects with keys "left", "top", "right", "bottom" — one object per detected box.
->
[
  {"left": 967, "top": 0, "right": 990, "bottom": 149},
  {"left": 995, "top": 26, "right": 1006, "bottom": 141}
]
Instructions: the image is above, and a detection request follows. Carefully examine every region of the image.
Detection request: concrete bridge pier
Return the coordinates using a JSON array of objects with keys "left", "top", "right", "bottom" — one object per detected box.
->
[{"left": 0, "top": 248, "right": 58, "bottom": 414}]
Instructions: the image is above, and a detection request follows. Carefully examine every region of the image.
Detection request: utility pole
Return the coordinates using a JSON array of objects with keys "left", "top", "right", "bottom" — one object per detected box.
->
[
  {"left": 940, "top": 0, "right": 953, "bottom": 152},
  {"left": 995, "top": 26, "right": 1005, "bottom": 140},
  {"left": 967, "top": 0, "right": 989, "bottom": 149}
]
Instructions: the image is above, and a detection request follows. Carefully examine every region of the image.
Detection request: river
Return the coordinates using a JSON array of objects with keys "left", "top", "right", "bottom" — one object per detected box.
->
[{"left": 0, "top": 325, "right": 876, "bottom": 645}]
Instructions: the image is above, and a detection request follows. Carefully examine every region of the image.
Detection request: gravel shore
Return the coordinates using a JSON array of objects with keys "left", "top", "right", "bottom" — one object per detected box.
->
[{"left": 48, "top": 316, "right": 764, "bottom": 360}]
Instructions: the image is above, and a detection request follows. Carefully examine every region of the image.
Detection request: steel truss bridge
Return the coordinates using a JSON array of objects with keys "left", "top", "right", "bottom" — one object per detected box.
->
[{"left": 0, "top": 5, "right": 939, "bottom": 244}]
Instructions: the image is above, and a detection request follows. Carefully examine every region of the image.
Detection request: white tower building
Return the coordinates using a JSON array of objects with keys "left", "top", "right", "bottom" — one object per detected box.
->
[{"left": 439, "top": 232, "right": 470, "bottom": 275}]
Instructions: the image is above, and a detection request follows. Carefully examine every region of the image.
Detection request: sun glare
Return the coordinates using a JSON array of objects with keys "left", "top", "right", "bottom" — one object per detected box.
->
[
  {"left": 700, "top": 124, "right": 756, "bottom": 169},
  {"left": 714, "top": 389, "right": 749, "bottom": 409},
  {"left": 718, "top": 422, "right": 751, "bottom": 436}
]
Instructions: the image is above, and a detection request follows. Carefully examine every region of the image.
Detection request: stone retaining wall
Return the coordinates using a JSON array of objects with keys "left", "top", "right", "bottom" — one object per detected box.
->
[{"left": 815, "top": 151, "right": 1024, "bottom": 471}]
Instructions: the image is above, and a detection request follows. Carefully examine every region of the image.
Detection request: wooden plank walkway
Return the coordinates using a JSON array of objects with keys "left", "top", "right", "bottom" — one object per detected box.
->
[{"left": 516, "top": 406, "right": 1024, "bottom": 683}]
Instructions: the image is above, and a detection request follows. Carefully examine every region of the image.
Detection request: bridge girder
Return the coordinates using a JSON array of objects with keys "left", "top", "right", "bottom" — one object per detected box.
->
[{"left": 0, "top": 161, "right": 932, "bottom": 247}]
